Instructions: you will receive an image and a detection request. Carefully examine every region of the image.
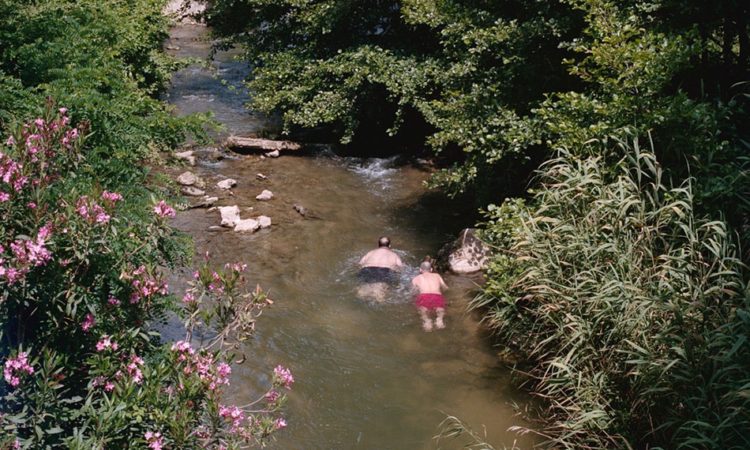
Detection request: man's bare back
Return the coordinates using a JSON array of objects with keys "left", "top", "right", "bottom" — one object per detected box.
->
[
  {"left": 411, "top": 272, "right": 448, "bottom": 294},
  {"left": 359, "top": 247, "right": 403, "bottom": 270}
]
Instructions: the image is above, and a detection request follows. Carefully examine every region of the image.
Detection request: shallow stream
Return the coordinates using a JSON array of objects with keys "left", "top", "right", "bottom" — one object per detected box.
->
[{"left": 163, "top": 23, "right": 536, "bottom": 450}]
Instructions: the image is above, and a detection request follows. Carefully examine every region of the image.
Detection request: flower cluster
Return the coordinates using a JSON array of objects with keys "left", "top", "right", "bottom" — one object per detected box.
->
[
  {"left": 0, "top": 224, "right": 53, "bottom": 284},
  {"left": 96, "top": 335, "right": 119, "bottom": 352},
  {"left": 92, "top": 375, "right": 116, "bottom": 392},
  {"left": 171, "top": 343, "right": 230, "bottom": 391},
  {"left": 0, "top": 151, "right": 27, "bottom": 197},
  {"left": 129, "top": 265, "right": 168, "bottom": 304},
  {"left": 153, "top": 200, "right": 175, "bottom": 218},
  {"left": 273, "top": 365, "right": 294, "bottom": 390},
  {"left": 4, "top": 352, "right": 34, "bottom": 387},
  {"left": 1, "top": 108, "right": 84, "bottom": 203},
  {"left": 124, "top": 355, "right": 144, "bottom": 384},
  {"left": 81, "top": 312, "right": 96, "bottom": 332},
  {"left": 144, "top": 431, "right": 164, "bottom": 450},
  {"left": 219, "top": 405, "right": 245, "bottom": 431},
  {"left": 75, "top": 195, "right": 111, "bottom": 225}
]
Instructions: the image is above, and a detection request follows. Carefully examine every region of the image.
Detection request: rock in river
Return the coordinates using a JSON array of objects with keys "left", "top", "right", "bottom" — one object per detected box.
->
[
  {"left": 217, "top": 178, "right": 237, "bottom": 190},
  {"left": 219, "top": 205, "right": 240, "bottom": 228},
  {"left": 258, "top": 215, "right": 272, "bottom": 229},
  {"left": 234, "top": 218, "right": 260, "bottom": 233},
  {"left": 174, "top": 150, "right": 196, "bottom": 166},
  {"left": 181, "top": 186, "right": 205, "bottom": 197},
  {"left": 438, "top": 228, "right": 492, "bottom": 274},
  {"left": 177, "top": 171, "right": 198, "bottom": 186},
  {"left": 265, "top": 150, "right": 280, "bottom": 158},
  {"left": 256, "top": 190, "right": 274, "bottom": 201}
]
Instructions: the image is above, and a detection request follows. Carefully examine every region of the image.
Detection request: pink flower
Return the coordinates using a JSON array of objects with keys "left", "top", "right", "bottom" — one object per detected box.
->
[
  {"left": 107, "top": 295, "right": 121, "bottom": 306},
  {"left": 153, "top": 200, "right": 176, "bottom": 218},
  {"left": 265, "top": 390, "right": 280, "bottom": 403},
  {"left": 33, "top": 118, "right": 45, "bottom": 128},
  {"left": 95, "top": 336, "right": 118, "bottom": 352},
  {"left": 273, "top": 365, "right": 294, "bottom": 390},
  {"left": 170, "top": 340, "right": 194, "bottom": 354},
  {"left": 216, "top": 362, "right": 231, "bottom": 383},
  {"left": 105, "top": 381, "right": 115, "bottom": 392},
  {"left": 27, "top": 202, "right": 36, "bottom": 209},
  {"left": 274, "top": 418, "right": 287, "bottom": 430},
  {"left": 5, "top": 136, "right": 15, "bottom": 146},
  {"left": 59, "top": 107, "right": 68, "bottom": 116},
  {"left": 144, "top": 431, "right": 163, "bottom": 450},
  {"left": 101, "top": 191, "right": 123, "bottom": 203},
  {"left": 4, "top": 352, "right": 34, "bottom": 388},
  {"left": 182, "top": 292, "right": 197, "bottom": 305},
  {"left": 127, "top": 355, "right": 144, "bottom": 384},
  {"left": 219, "top": 404, "right": 245, "bottom": 430},
  {"left": 0, "top": 192, "right": 9, "bottom": 202},
  {"left": 81, "top": 313, "right": 95, "bottom": 332}
]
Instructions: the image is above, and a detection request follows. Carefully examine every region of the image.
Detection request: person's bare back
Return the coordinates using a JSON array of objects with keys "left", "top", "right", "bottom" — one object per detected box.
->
[
  {"left": 411, "top": 271, "right": 448, "bottom": 295},
  {"left": 359, "top": 247, "right": 403, "bottom": 270},
  {"left": 411, "top": 260, "right": 448, "bottom": 331},
  {"left": 356, "top": 236, "right": 403, "bottom": 302}
]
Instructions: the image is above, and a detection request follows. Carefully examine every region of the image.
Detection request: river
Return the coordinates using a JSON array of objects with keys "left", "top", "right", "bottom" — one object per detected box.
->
[{"left": 163, "top": 22, "right": 536, "bottom": 450}]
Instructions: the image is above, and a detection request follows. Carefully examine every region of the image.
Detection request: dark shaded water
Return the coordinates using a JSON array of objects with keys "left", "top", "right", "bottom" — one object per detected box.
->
[{"left": 163, "top": 23, "right": 536, "bottom": 450}]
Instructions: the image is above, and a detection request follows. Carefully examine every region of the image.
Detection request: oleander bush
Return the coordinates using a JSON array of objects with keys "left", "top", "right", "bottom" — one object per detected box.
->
[{"left": 0, "top": 108, "right": 291, "bottom": 449}]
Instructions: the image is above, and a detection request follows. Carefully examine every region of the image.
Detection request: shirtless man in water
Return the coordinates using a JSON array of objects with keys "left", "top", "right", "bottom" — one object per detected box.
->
[
  {"left": 357, "top": 236, "right": 403, "bottom": 302},
  {"left": 411, "top": 260, "right": 448, "bottom": 331}
]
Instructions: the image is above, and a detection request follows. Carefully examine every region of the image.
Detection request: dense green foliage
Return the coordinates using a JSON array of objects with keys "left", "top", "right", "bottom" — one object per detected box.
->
[
  {"left": 208, "top": 0, "right": 750, "bottom": 447},
  {"left": 0, "top": 0, "right": 206, "bottom": 179},
  {"left": 476, "top": 144, "right": 749, "bottom": 448},
  {"left": 0, "top": 1, "right": 292, "bottom": 448}
]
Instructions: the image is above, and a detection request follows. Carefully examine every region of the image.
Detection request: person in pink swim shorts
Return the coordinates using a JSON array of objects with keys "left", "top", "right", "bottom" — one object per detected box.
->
[{"left": 411, "top": 260, "right": 448, "bottom": 331}]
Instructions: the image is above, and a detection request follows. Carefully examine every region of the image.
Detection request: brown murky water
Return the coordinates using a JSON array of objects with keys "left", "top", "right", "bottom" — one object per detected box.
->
[{"left": 163, "top": 23, "right": 536, "bottom": 450}]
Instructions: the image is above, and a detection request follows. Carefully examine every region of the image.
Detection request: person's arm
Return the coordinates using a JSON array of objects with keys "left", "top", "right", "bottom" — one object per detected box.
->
[
  {"left": 394, "top": 254, "right": 404, "bottom": 270},
  {"left": 358, "top": 251, "right": 370, "bottom": 267},
  {"left": 439, "top": 275, "right": 449, "bottom": 291}
]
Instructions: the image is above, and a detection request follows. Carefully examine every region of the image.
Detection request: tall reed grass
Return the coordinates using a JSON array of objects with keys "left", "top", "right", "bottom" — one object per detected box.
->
[{"left": 476, "top": 140, "right": 750, "bottom": 448}]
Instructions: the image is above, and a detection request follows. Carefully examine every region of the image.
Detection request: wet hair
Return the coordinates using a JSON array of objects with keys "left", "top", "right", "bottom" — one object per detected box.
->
[
  {"left": 378, "top": 236, "right": 391, "bottom": 248},
  {"left": 420, "top": 261, "right": 432, "bottom": 272}
]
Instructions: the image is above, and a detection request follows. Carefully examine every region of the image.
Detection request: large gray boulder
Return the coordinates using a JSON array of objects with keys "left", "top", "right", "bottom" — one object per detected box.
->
[{"left": 438, "top": 228, "right": 492, "bottom": 274}]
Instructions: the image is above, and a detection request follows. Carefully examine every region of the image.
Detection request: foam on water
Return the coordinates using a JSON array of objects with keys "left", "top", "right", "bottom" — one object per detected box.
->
[{"left": 346, "top": 156, "right": 400, "bottom": 195}]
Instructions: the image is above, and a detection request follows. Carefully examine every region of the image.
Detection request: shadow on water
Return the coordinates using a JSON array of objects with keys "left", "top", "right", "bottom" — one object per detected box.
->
[{"left": 163, "top": 22, "right": 538, "bottom": 450}]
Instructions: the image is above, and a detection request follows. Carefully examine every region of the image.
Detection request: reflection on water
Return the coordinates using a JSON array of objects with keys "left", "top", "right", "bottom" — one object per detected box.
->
[{"left": 164, "top": 23, "right": 536, "bottom": 450}]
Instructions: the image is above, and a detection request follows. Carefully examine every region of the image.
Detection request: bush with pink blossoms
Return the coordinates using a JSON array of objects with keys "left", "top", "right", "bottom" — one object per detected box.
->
[{"left": 0, "top": 106, "right": 292, "bottom": 449}]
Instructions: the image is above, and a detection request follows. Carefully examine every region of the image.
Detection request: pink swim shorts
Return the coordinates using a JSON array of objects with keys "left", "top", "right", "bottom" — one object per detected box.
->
[{"left": 415, "top": 293, "right": 446, "bottom": 310}]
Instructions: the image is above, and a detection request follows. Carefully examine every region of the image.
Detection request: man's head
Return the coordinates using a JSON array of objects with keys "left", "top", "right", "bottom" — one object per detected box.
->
[
  {"left": 378, "top": 236, "right": 391, "bottom": 248},
  {"left": 419, "top": 261, "right": 432, "bottom": 273}
]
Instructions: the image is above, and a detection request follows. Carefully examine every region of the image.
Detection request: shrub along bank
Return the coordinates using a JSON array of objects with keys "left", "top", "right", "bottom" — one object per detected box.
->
[{"left": 0, "top": 1, "right": 291, "bottom": 447}]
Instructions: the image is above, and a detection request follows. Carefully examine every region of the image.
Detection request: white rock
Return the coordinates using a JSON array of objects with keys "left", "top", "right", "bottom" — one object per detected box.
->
[
  {"left": 175, "top": 150, "right": 196, "bottom": 166},
  {"left": 218, "top": 206, "right": 240, "bottom": 228},
  {"left": 255, "top": 189, "right": 274, "bottom": 201},
  {"left": 258, "top": 215, "right": 272, "bottom": 228},
  {"left": 217, "top": 178, "right": 237, "bottom": 190},
  {"left": 234, "top": 218, "right": 260, "bottom": 233},
  {"left": 256, "top": 173, "right": 268, "bottom": 180},
  {"left": 445, "top": 228, "right": 492, "bottom": 274},
  {"left": 265, "top": 150, "right": 280, "bottom": 158},
  {"left": 181, "top": 186, "right": 205, "bottom": 196},
  {"left": 177, "top": 171, "right": 197, "bottom": 186}
]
